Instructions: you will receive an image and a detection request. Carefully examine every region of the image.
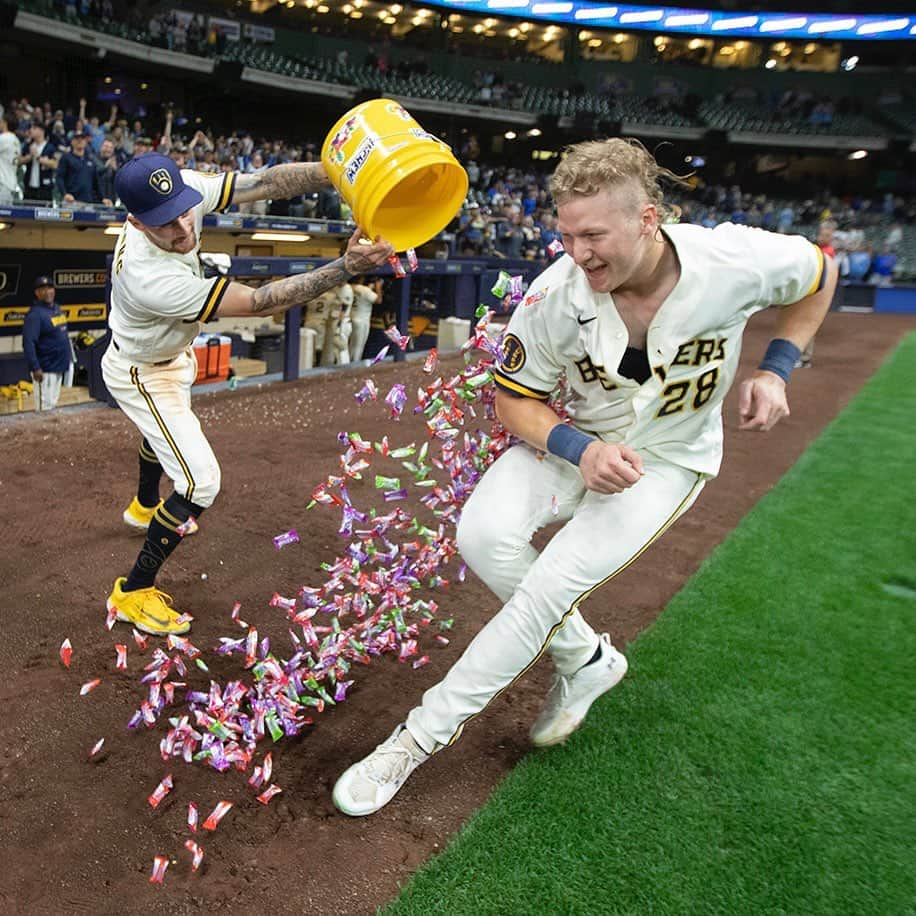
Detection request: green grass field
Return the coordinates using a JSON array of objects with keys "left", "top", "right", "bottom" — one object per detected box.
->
[{"left": 387, "top": 333, "right": 916, "bottom": 916}]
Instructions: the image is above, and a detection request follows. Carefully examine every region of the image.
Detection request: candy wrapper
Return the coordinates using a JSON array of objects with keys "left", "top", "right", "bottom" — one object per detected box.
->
[
  {"left": 508, "top": 274, "right": 525, "bottom": 304},
  {"left": 80, "top": 678, "right": 101, "bottom": 696},
  {"left": 184, "top": 840, "right": 204, "bottom": 872},
  {"left": 89, "top": 738, "right": 105, "bottom": 758},
  {"left": 177, "top": 516, "right": 198, "bottom": 537},
  {"left": 384, "top": 383, "right": 408, "bottom": 419},
  {"left": 387, "top": 254, "right": 406, "bottom": 278},
  {"left": 256, "top": 784, "right": 282, "bottom": 805},
  {"left": 148, "top": 774, "right": 174, "bottom": 809},
  {"left": 423, "top": 348, "right": 439, "bottom": 374},
  {"left": 491, "top": 270, "right": 512, "bottom": 298},
  {"left": 405, "top": 248, "right": 419, "bottom": 272},
  {"left": 149, "top": 855, "right": 169, "bottom": 884},
  {"left": 547, "top": 239, "right": 565, "bottom": 258},
  {"left": 273, "top": 529, "right": 299, "bottom": 550},
  {"left": 115, "top": 644, "right": 128, "bottom": 671},
  {"left": 371, "top": 345, "right": 390, "bottom": 365},
  {"left": 59, "top": 638, "right": 72, "bottom": 668},
  {"left": 188, "top": 801, "right": 198, "bottom": 833},
  {"left": 384, "top": 325, "right": 410, "bottom": 351},
  {"left": 202, "top": 800, "right": 233, "bottom": 831},
  {"left": 354, "top": 379, "right": 378, "bottom": 404}
]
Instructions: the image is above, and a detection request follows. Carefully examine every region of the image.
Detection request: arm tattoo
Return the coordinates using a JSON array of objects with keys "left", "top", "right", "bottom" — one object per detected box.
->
[
  {"left": 233, "top": 163, "right": 328, "bottom": 203},
  {"left": 251, "top": 258, "right": 350, "bottom": 315}
]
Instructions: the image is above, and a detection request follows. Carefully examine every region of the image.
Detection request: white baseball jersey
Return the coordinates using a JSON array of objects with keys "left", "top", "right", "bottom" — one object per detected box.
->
[
  {"left": 108, "top": 169, "right": 236, "bottom": 364},
  {"left": 351, "top": 283, "right": 378, "bottom": 320},
  {"left": 494, "top": 222, "right": 824, "bottom": 477},
  {"left": 0, "top": 130, "right": 20, "bottom": 198}
]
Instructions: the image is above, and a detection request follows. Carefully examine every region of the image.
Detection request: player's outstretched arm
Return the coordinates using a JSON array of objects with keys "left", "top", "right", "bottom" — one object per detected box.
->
[
  {"left": 739, "top": 253, "right": 838, "bottom": 432},
  {"left": 215, "top": 229, "right": 393, "bottom": 319},
  {"left": 231, "top": 162, "right": 330, "bottom": 204}
]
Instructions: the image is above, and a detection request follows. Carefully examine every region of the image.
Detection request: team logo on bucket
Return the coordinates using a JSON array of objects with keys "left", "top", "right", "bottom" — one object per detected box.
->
[
  {"left": 149, "top": 169, "right": 173, "bottom": 195},
  {"left": 344, "top": 138, "right": 376, "bottom": 185}
]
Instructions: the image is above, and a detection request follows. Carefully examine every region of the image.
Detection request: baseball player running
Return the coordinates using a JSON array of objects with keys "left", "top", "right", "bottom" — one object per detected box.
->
[
  {"left": 104, "top": 152, "right": 393, "bottom": 636},
  {"left": 332, "top": 138, "right": 837, "bottom": 816}
]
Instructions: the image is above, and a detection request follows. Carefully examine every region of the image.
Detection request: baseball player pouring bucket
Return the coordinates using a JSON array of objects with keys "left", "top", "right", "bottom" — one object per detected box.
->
[
  {"left": 103, "top": 148, "right": 395, "bottom": 636},
  {"left": 332, "top": 137, "right": 837, "bottom": 816}
]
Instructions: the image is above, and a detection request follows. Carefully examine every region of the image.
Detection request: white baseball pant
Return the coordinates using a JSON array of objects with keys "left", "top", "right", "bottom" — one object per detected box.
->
[
  {"left": 34, "top": 371, "right": 64, "bottom": 410},
  {"left": 349, "top": 313, "right": 371, "bottom": 363},
  {"left": 101, "top": 344, "right": 221, "bottom": 507},
  {"left": 405, "top": 442, "right": 704, "bottom": 752}
]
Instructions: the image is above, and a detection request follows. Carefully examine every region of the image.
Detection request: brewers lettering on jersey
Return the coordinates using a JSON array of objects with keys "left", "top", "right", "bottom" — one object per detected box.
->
[
  {"left": 102, "top": 151, "right": 393, "bottom": 637},
  {"left": 332, "top": 137, "right": 837, "bottom": 818}
]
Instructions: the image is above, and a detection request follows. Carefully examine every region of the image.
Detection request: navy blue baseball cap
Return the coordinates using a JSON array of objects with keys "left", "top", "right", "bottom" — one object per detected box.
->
[{"left": 115, "top": 153, "right": 203, "bottom": 226}]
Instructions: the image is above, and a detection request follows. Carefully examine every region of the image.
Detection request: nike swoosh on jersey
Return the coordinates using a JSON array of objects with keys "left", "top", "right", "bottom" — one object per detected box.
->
[{"left": 577, "top": 315, "right": 598, "bottom": 325}]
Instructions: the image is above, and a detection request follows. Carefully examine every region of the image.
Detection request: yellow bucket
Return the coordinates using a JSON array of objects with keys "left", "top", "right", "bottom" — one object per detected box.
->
[{"left": 321, "top": 98, "right": 468, "bottom": 252}]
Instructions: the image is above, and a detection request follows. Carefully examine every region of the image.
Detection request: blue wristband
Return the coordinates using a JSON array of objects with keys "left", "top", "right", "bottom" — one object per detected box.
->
[
  {"left": 758, "top": 338, "right": 801, "bottom": 384},
  {"left": 546, "top": 423, "right": 595, "bottom": 466}
]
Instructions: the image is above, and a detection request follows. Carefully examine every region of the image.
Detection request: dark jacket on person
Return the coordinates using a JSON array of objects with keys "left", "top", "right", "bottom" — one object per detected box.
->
[
  {"left": 56, "top": 149, "right": 100, "bottom": 202},
  {"left": 23, "top": 299, "right": 72, "bottom": 374},
  {"left": 96, "top": 158, "right": 118, "bottom": 204}
]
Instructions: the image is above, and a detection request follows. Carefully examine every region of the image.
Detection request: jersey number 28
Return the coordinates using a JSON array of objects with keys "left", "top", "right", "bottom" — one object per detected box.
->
[{"left": 656, "top": 367, "right": 720, "bottom": 418}]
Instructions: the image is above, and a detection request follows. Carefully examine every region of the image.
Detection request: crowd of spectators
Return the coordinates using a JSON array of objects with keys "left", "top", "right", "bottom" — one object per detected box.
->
[
  {"left": 1, "top": 94, "right": 913, "bottom": 283},
  {"left": 0, "top": 96, "right": 338, "bottom": 218},
  {"left": 146, "top": 12, "right": 232, "bottom": 57}
]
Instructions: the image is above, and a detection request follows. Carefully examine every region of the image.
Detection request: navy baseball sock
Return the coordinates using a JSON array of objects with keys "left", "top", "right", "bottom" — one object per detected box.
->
[
  {"left": 124, "top": 492, "right": 206, "bottom": 591},
  {"left": 582, "top": 643, "right": 603, "bottom": 667},
  {"left": 137, "top": 438, "right": 163, "bottom": 508}
]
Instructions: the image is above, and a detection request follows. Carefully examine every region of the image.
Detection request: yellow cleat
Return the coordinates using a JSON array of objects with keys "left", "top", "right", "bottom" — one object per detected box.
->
[
  {"left": 107, "top": 577, "right": 191, "bottom": 636},
  {"left": 122, "top": 497, "right": 161, "bottom": 532}
]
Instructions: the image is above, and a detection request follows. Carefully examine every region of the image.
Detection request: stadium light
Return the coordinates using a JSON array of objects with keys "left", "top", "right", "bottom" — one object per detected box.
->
[
  {"left": 765, "top": 58, "right": 777, "bottom": 69},
  {"left": 841, "top": 55, "right": 859, "bottom": 70},
  {"left": 857, "top": 18, "right": 908, "bottom": 35},
  {"left": 808, "top": 18, "right": 855, "bottom": 34},
  {"left": 620, "top": 9, "right": 663, "bottom": 23},
  {"left": 574, "top": 6, "right": 618, "bottom": 20},
  {"left": 759, "top": 17, "right": 807, "bottom": 32},
  {"left": 251, "top": 233, "right": 312, "bottom": 242},
  {"left": 531, "top": 2, "right": 573, "bottom": 14},
  {"left": 665, "top": 13, "right": 708, "bottom": 27},
  {"left": 711, "top": 15, "right": 758, "bottom": 31},
  {"left": 505, "top": 131, "right": 517, "bottom": 139},
  {"left": 847, "top": 150, "right": 868, "bottom": 160}
]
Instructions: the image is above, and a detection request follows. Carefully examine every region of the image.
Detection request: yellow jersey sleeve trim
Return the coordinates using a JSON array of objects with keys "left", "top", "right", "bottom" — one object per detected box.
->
[
  {"left": 804, "top": 243, "right": 826, "bottom": 298},
  {"left": 189, "top": 277, "right": 229, "bottom": 323},
  {"left": 216, "top": 172, "right": 237, "bottom": 212},
  {"left": 493, "top": 372, "right": 550, "bottom": 400}
]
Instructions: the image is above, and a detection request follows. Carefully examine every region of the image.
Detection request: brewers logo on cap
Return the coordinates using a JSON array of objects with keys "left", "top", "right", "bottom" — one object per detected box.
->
[
  {"left": 500, "top": 333, "right": 526, "bottom": 373},
  {"left": 149, "top": 169, "right": 173, "bottom": 195}
]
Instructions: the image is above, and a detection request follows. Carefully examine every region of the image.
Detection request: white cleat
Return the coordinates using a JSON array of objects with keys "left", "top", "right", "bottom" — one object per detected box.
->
[
  {"left": 530, "top": 633, "right": 628, "bottom": 748},
  {"left": 333, "top": 725, "right": 429, "bottom": 817}
]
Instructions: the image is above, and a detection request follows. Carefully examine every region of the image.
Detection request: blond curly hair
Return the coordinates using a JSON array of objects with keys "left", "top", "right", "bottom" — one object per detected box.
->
[{"left": 550, "top": 138, "right": 687, "bottom": 222}]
